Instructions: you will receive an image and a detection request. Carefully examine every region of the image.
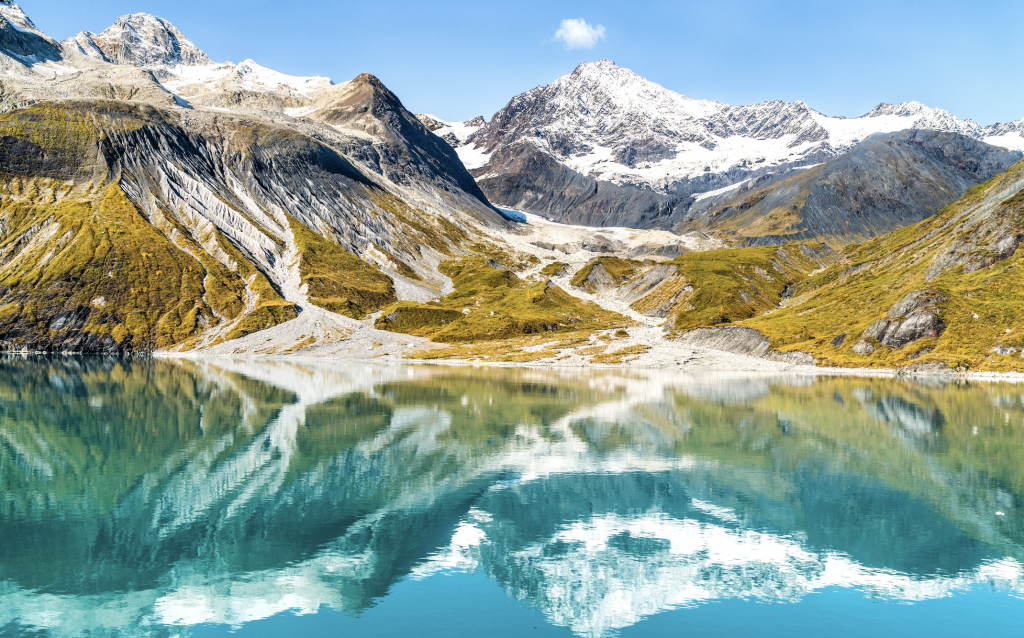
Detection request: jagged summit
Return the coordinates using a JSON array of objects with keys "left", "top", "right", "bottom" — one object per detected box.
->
[
  {"left": 0, "top": 0, "right": 61, "bottom": 62},
  {"left": 64, "top": 13, "right": 212, "bottom": 67},
  {"left": 566, "top": 59, "right": 700, "bottom": 102},
  {"left": 0, "top": 1, "right": 44, "bottom": 34},
  {"left": 863, "top": 101, "right": 983, "bottom": 137},
  {"left": 454, "top": 59, "right": 1024, "bottom": 229},
  {"left": 60, "top": 12, "right": 333, "bottom": 109},
  {"left": 303, "top": 72, "right": 492, "bottom": 206}
]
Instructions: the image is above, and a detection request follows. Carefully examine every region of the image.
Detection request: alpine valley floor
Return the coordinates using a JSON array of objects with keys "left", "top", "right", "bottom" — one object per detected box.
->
[{"left": 166, "top": 208, "right": 1024, "bottom": 381}]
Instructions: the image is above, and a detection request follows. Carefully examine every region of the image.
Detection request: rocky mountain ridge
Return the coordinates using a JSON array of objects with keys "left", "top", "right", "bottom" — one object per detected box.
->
[
  {"left": 450, "top": 60, "right": 1024, "bottom": 232},
  {"left": 0, "top": 0, "right": 61, "bottom": 63},
  {"left": 738, "top": 156, "right": 1024, "bottom": 371},
  {"left": 687, "top": 129, "right": 1022, "bottom": 247},
  {"left": 64, "top": 13, "right": 212, "bottom": 67},
  {"left": 464, "top": 60, "right": 1024, "bottom": 181},
  {"left": 0, "top": 5, "right": 516, "bottom": 353},
  {"left": 61, "top": 12, "right": 333, "bottom": 112}
]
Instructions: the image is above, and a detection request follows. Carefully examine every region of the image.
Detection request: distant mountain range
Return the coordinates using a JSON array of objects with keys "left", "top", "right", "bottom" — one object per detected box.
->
[{"left": 425, "top": 60, "right": 1023, "bottom": 243}]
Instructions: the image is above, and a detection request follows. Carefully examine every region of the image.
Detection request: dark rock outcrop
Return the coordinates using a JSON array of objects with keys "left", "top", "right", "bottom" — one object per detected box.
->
[
  {"left": 852, "top": 290, "right": 947, "bottom": 354},
  {"left": 0, "top": 1, "right": 62, "bottom": 63}
]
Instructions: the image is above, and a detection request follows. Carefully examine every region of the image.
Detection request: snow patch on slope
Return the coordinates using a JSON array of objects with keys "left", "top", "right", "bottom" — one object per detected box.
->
[
  {"left": 419, "top": 114, "right": 483, "bottom": 146},
  {"left": 456, "top": 143, "right": 492, "bottom": 170},
  {"left": 62, "top": 13, "right": 332, "bottom": 105},
  {"left": 162, "top": 59, "right": 332, "bottom": 98}
]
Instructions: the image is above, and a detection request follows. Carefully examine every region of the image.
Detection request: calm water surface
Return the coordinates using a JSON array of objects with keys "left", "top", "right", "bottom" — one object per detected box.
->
[{"left": 1, "top": 358, "right": 1023, "bottom": 636}]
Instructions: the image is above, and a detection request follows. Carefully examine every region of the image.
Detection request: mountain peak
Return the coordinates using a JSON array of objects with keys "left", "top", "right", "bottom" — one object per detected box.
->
[
  {"left": 0, "top": 0, "right": 62, "bottom": 62},
  {"left": 64, "top": 13, "right": 211, "bottom": 67},
  {"left": 574, "top": 59, "right": 619, "bottom": 71},
  {"left": 0, "top": 1, "right": 45, "bottom": 36},
  {"left": 570, "top": 59, "right": 636, "bottom": 81},
  {"left": 561, "top": 59, "right": 695, "bottom": 107},
  {"left": 866, "top": 101, "right": 928, "bottom": 117}
]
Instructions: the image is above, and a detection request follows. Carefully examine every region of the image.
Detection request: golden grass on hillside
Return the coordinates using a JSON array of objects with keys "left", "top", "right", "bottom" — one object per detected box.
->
[
  {"left": 377, "top": 257, "right": 630, "bottom": 343},
  {"left": 644, "top": 243, "right": 834, "bottom": 333},
  {"left": 744, "top": 160, "right": 1024, "bottom": 371},
  {"left": 288, "top": 215, "right": 396, "bottom": 319}
]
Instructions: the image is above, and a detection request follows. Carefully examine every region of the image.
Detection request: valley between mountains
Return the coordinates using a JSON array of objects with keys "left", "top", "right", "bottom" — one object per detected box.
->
[{"left": 3, "top": 2, "right": 1024, "bottom": 373}]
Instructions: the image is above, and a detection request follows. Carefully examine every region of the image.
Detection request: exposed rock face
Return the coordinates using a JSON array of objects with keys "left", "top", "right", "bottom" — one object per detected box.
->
[
  {"left": 473, "top": 141, "right": 690, "bottom": 228},
  {"left": 64, "top": 14, "right": 212, "bottom": 67},
  {"left": 925, "top": 221, "right": 1023, "bottom": 280},
  {"left": 0, "top": 3, "right": 510, "bottom": 353},
  {"left": 852, "top": 340, "right": 876, "bottom": 355},
  {"left": 615, "top": 264, "right": 677, "bottom": 305},
  {"left": 573, "top": 263, "right": 617, "bottom": 293},
  {"left": 0, "top": 1, "right": 61, "bottom": 62},
  {"left": 416, "top": 114, "right": 445, "bottom": 131},
  {"left": 689, "top": 130, "right": 1022, "bottom": 247},
  {"left": 676, "top": 326, "right": 816, "bottom": 365},
  {"left": 853, "top": 291, "right": 947, "bottom": 355},
  {"left": 306, "top": 74, "right": 493, "bottom": 207},
  {"left": 457, "top": 60, "right": 1024, "bottom": 238}
]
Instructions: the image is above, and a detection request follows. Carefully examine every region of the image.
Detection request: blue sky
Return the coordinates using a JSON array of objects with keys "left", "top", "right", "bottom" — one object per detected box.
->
[{"left": 23, "top": 0, "right": 1024, "bottom": 125}]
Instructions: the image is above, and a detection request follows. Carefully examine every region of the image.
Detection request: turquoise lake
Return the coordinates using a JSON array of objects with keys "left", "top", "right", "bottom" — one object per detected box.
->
[{"left": 1, "top": 357, "right": 1023, "bottom": 636}]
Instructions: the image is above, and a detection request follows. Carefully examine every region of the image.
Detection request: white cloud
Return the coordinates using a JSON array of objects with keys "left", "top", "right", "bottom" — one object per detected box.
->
[{"left": 554, "top": 18, "right": 606, "bottom": 50}]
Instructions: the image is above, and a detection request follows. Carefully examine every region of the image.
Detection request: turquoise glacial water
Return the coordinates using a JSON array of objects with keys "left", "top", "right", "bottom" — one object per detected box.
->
[{"left": 0, "top": 358, "right": 1022, "bottom": 636}]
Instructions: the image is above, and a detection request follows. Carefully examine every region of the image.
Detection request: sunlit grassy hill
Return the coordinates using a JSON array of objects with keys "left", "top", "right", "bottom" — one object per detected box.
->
[{"left": 741, "top": 159, "right": 1024, "bottom": 371}]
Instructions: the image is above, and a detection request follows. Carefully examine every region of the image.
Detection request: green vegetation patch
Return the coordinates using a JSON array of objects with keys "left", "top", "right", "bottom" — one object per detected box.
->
[
  {"left": 540, "top": 261, "right": 571, "bottom": 277},
  {"left": 376, "top": 257, "right": 630, "bottom": 342},
  {"left": 0, "top": 186, "right": 215, "bottom": 350},
  {"left": 0, "top": 186, "right": 296, "bottom": 351},
  {"left": 288, "top": 215, "right": 396, "bottom": 319},
  {"left": 0, "top": 101, "right": 158, "bottom": 179},
  {"left": 653, "top": 244, "right": 833, "bottom": 333},
  {"left": 207, "top": 228, "right": 297, "bottom": 343},
  {"left": 743, "top": 160, "right": 1024, "bottom": 371},
  {"left": 570, "top": 256, "right": 647, "bottom": 292},
  {"left": 591, "top": 344, "right": 651, "bottom": 364}
]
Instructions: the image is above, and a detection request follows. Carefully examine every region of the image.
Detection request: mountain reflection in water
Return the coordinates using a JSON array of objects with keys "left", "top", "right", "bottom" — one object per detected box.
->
[{"left": 0, "top": 357, "right": 1022, "bottom": 637}]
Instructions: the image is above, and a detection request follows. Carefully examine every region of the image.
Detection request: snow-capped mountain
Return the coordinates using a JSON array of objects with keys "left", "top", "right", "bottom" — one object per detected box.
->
[
  {"left": 464, "top": 60, "right": 1022, "bottom": 184},
  {"left": 456, "top": 60, "right": 1024, "bottom": 230},
  {"left": 0, "top": 5, "right": 507, "bottom": 353},
  {"left": 64, "top": 13, "right": 332, "bottom": 107},
  {"left": 64, "top": 13, "right": 211, "bottom": 67},
  {"left": 173, "top": 59, "right": 329, "bottom": 95}
]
